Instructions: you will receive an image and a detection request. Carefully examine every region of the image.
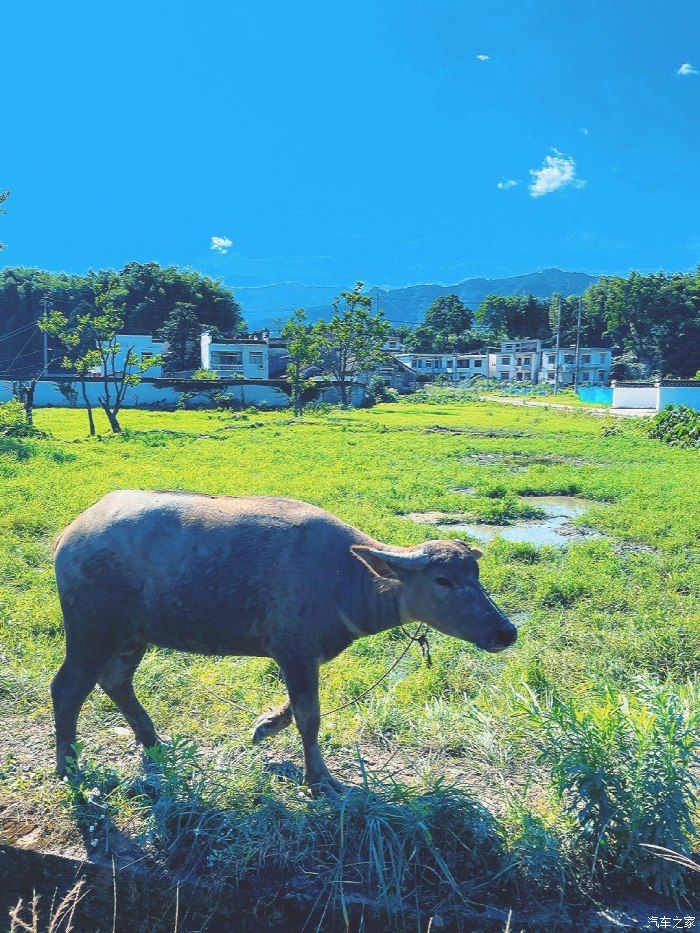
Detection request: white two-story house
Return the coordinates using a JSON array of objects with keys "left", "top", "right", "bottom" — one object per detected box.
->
[
  {"left": 200, "top": 332, "right": 269, "bottom": 378},
  {"left": 538, "top": 347, "right": 611, "bottom": 386}
]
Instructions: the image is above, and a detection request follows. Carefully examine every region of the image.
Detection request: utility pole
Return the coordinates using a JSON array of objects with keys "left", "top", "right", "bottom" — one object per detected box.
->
[
  {"left": 42, "top": 297, "right": 50, "bottom": 371},
  {"left": 573, "top": 296, "right": 583, "bottom": 391},
  {"left": 553, "top": 296, "right": 562, "bottom": 394}
]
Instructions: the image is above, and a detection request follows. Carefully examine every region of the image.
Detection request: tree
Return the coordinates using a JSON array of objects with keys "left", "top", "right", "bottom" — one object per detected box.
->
[
  {"left": 280, "top": 309, "right": 323, "bottom": 416},
  {"left": 0, "top": 263, "right": 245, "bottom": 378},
  {"left": 317, "top": 283, "right": 390, "bottom": 408},
  {"left": 41, "top": 280, "right": 161, "bottom": 434},
  {"left": 0, "top": 189, "right": 9, "bottom": 250},
  {"left": 406, "top": 294, "right": 477, "bottom": 352},
  {"left": 158, "top": 303, "right": 204, "bottom": 372}
]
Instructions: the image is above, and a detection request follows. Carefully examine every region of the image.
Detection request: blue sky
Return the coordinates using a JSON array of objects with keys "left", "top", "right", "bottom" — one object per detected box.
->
[{"left": 2, "top": 0, "right": 699, "bottom": 288}]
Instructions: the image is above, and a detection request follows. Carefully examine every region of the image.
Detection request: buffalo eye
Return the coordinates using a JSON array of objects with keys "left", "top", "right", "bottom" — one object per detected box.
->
[{"left": 435, "top": 576, "right": 453, "bottom": 588}]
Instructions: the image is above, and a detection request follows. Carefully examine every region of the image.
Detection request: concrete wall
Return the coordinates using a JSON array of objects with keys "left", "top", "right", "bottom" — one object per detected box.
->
[{"left": 611, "top": 384, "right": 658, "bottom": 409}]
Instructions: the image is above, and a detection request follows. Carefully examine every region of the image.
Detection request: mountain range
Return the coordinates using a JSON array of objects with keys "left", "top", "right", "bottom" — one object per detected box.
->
[{"left": 234, "top": 268, "right": 600, "bottom": 329}]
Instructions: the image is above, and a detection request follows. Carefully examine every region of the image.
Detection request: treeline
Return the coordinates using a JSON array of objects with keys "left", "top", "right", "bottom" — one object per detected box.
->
[
  {"left": 394, "top": 269, "right": 700, "bottom": 379},
  {"left": 0, "top": 263, "right": 244, "bottom": 377}
]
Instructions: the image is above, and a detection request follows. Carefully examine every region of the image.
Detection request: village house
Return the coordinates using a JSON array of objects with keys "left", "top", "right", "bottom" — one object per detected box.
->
[
  {"left": 393, "top": 351, "right": 488, "bottom": 381},
  {"left": 200, "top": 332, "right": 270, "bottom": 379},
  {"left": 537, "top": 346, "right": 611, "bottom": 386}
]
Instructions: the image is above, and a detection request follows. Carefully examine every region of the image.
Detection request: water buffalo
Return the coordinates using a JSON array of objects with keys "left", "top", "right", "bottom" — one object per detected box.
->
[{"left": 52, "top": 490, "right": 517, "bottom": 790}]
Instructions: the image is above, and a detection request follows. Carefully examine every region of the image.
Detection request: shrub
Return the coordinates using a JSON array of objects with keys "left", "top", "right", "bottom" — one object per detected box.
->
[
  {"left": 520, "top": 680, "right": 700, "bottom": 897},
  {"left": 648, "top": 405, "right": 700, "bottom": 448},
  {"left": 0, "top": 400, "right": 43, "bottom": 437},
  {"left": 363, "top": 375, "right": 399, "bottom": 407}
]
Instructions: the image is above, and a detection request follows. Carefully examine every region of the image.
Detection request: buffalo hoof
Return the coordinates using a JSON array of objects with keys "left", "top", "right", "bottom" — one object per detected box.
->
[
  {"left": 304, "top": 771, "right": 347, "bottom": 797},
  {"left": 252, "top": 705, "right": 293, "bottom": 745}
]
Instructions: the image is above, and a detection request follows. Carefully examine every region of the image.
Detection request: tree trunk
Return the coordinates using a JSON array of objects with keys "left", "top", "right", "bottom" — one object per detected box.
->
[
  {"left": 102, "top": 405, "right": 121, "bottom": 433},
  {"left": 80, "top": 379, "right": 96, "bottom": 436},
  {"left": 23, "top": 381, "right": 36, "bottom": 426},
  {"left": 339, "top": 380, "right": 349, "bottom": 408}
]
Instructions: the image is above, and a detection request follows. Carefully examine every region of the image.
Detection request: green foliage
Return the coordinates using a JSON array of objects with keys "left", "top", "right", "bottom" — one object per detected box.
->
[
  {"left": 280, "top": 308, "right": 323, "bottom": 416},
  {"left": 363, "top": 374, "right": 399, "bottom": 406},
  {"left": 0, "top": 400, "right": 41, "bottom": 437},
  {"left": 585, "top": 270, "right": 700, "bottom": 378},
  {"left": 521, "top": 680, "right": 700, "bottom": 896},
  {"left": 406, "top": 294, "right": 479, "bottom": 352},
  {"left": 192, "top": 368, "right": 219, "bottom": 381},
  {"left": 316, "top": 282, "right": 390, "bottom": 407},
  {"left": 0, "top": 263, "right": 244, "bottom": 378},
  {"left": 648, "top": 404, "right": 700, "bottom": 448},
  {"left": 158, "top": 303, "right": 206, "bottom": 372}
]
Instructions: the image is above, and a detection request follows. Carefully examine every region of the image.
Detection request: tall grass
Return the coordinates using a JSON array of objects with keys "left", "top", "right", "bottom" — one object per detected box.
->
[{"left": 520, "top": 679, "right": 700, "bottom": 897}]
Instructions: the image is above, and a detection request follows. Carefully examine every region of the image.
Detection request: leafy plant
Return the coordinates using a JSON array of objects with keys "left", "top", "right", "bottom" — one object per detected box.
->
[{"left": 648, "top": 405, "right": 700, "bottom": 448}]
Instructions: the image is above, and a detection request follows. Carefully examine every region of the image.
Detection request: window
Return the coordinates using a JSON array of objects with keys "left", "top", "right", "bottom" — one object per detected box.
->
[
  {"left": 249, "top": 351, "right": 264, "bottom": 365},
  {"left": 500, "top": 372, "right": 509, "bottom": 380},
  {"left": 140, "top": 351, "right": 153, "bottom": 362},
  {"left": 582, "top": 354, "right": 591, "bottom": 364},
  {"left": 516, "top": 356, "right": 522, "bottom": 365},
  {"left": 599, "top": 370, "right": 606, "bottom": 381},
  {"left": 473, "top": 359, "right": 482, "bottom": 367},
  {"left": 582, "top": 372, "right": 589, "bottom": 381},
  {"left": 600, "top": 353, "right": 606, "bottom": 363},
  {"left": 547, "top": 369, "right": 555, "bottom": 379},
  {"left": 457, "top": 358, "right": 469, "bottom": 367},
  {"left": 547, "top": 354, "right": 555, "bottom": 364},
  {"left": 501, "top": 356, "right": 511, "bottom": 365},
  {"left": 416, "top": 359, "right": 423, "bottom": 368},
  {"left": 523, "top": 356, "right": 531, "bottom": 365},
  {"left": 217, "top": 352, "right": 242, "bottom": 365},
  {"left": 564, "top": 354, "right": 574, "bottom": 364}
]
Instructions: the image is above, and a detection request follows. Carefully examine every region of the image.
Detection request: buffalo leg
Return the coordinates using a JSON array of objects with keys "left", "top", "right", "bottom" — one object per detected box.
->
[
  {"left": 252, "top": 700, "right": 293, "bottom": 745},
  {"left": 98, "top": 645, "right": 160, "bottom": 749},
  {"left": 52, "top": 647, "right": 107, "bottom": 776},
  {"left": 283, "top": 661, "right": 344, "bottom": 793}
]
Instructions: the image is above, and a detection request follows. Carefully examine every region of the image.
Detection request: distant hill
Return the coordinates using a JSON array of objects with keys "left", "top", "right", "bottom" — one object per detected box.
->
[{"left": 236, "top": 269, "right": 599, "bottom": 328}]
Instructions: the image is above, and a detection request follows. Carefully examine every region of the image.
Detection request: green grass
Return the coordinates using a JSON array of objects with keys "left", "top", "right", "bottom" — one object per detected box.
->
[{"left": 1, "top": 398, "right": 699, "bottom": 921}]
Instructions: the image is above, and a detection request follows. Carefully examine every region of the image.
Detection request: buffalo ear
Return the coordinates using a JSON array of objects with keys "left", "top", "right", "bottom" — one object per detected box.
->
[{"left": 350, "top": 545, "right": 400, "bottom": 579}]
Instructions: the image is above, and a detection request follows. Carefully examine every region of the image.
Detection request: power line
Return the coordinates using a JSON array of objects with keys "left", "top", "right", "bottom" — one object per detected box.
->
[
  {"left": 0, "top": 320, "right": 39, "bottom": 342},
  {"left": 0, "top": 327, "right": 40, "bottom": 375}
]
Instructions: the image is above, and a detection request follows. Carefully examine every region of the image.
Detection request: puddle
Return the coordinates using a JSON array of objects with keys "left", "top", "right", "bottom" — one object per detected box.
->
[
  {"left": 407, "top": 495, "right": 604, "bottom": 547},
  {"left": 518, "top": 495, "right": 588, "bottom": 518},
  {"left": 439, "top": 518, "right": 599, "bottom": 547}
]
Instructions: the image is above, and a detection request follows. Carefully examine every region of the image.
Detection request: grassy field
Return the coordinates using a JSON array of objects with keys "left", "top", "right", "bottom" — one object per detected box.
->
[{"left": 1, "top": 397, "right": 699, "bottom": 927}]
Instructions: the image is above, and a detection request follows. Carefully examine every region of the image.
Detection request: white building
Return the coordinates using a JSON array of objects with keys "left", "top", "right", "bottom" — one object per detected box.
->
[
  {"left": 393, "top": 352, "right": 488, "bottom": 381},
  {"left": 201, "top": 332, "right": 269, "bottom": 378},
  {"left": 537, "top": 347, "right": 611, "bottom": 386},
  {"left": 492, "top": 340, "right": 542, "bottom": 382},
  {"left": 94, "top": 334, "right": 168, "bottom": 378},
  {"left": 383, "top": 337, "right": 407, "bottom": 352}
]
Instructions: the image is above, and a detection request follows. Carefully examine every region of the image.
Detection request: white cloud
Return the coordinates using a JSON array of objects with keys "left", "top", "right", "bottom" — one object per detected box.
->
[
  {"left": 528, "top": 149, "right": 585, "bottom": 198},
  {"left": 497, "top": 178, "right": 519, "bottom": 190},
  {"left": 677, "top": 62, "right": 698, "bottom": 76},
  {"left": 476, "top": 54, "right": 489, "bottom": 61},
  {"left": 210, "top": 235, "right": 233, "bottom": 255}
]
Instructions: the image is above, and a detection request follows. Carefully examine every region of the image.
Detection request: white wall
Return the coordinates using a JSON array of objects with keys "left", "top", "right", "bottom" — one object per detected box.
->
[
  {"left": 99, "top": 335, "right": 168, "bottom": 377},
  {"left": 611, "top": 384, "right": 658, "bottom": 409},
  {"left": 0, "top": 378, "right": 291, "bottom": 409}
]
